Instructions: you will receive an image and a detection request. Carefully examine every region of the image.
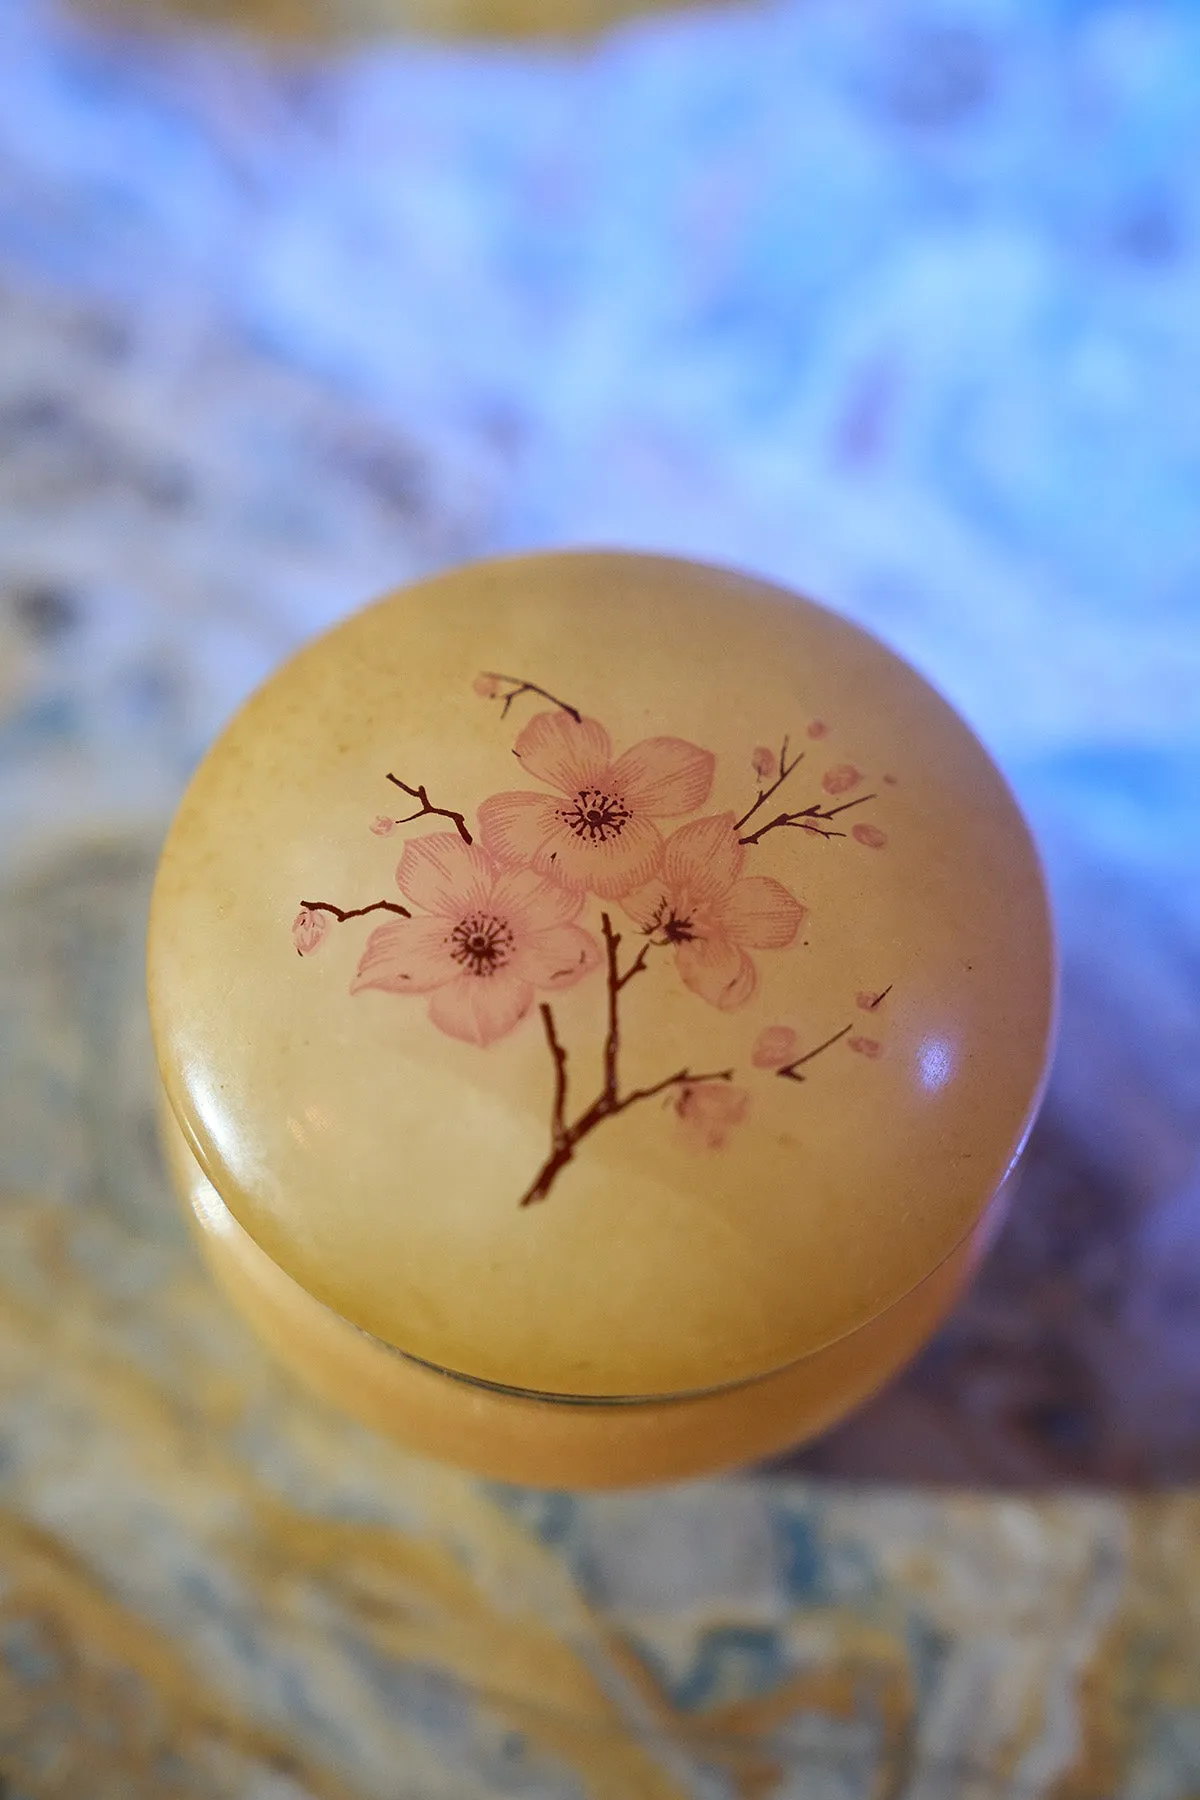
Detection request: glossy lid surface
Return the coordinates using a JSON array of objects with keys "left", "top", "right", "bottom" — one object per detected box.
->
[{"left": 148, "top": 551, "right": 1055, "bottom": 1399}]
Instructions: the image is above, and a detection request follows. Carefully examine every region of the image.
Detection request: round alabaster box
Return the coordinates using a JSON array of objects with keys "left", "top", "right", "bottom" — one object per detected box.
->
[{"left": 147, "top": 551, "right": 1056, "bottom": 1488}]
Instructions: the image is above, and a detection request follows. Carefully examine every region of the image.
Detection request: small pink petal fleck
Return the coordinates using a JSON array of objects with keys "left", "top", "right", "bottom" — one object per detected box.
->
[
  {"left": 751, "top": 745, "right": 777, "bottom": 782},
  {"left": 370, "top": 815, "right": 396, "bottom": 836},
  {"left": 883, "top": 774, "right": 898, "bottom": 786},
  {"left": 848, "top": 1036, "right": 883, "bottom": 1058},
  {"left": 752, "top": 1025, "right": 799, "bottom": 1069},
  {"left": 852, "top": 823, "right": 888, "bottom": 850},
  {"left": 822, "top": 764, "right": 862, "bottom": 796},
  {"left": 292, "top": 908, "right": 330, "bottom": 956},
  {"left": 856, "top": 990, "right": 886, "bottom": 1011},
  {"left": 806, "top": 720, "right": 829, "bottom": 740},
  {"left": 473, "top": 672, "right": 502, "bottom": 698}
]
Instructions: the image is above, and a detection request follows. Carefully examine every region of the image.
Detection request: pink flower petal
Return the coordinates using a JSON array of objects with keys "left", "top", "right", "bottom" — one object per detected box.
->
[
  {"left": 514, "top": 711, "right": 612, "bottom": 795},
  {"left": 717, "top": 875, "right": 806, "bottom": 950},
  {"left": 350, "top": 918, "right": 455, "bottom": 995},
  {"left": 752, "top": 1024, "right": 799, "bottom": 1069},
  {"left": 515, "top": 923, "right": 602, "bottom": 990},
  {"left": 676, "top": 935, "right": 757, "bottom": 1010},
  {"left": 428, "top": 971, "right": 534, "bottom": 1046},
  {"left": 608, "top": 736, "right": 715, "bottom": 818},
  {"left": 490, "top": 864, "right": 584, "bottom": 930},
  {"left": 478, "top": 790, "right": 563, "bottom": 871},
  {"left": 662, "top": 814, "right": 744, "bottom": 903},
  {"left": 852, "top": 823, "right": 888, "bottom": 850},
  {"left": 473, "top": 672, "right": 502, "bottom": 698},
  {"left": 849, "top": 1035, "right": 883, "bottom": 1058},
  {"left": 751, "top": 745, "right": 776, "bottom": 782},
  {"left": 540, "top": 810, "right": 665, "bottom": 899},
  {"left": 292, "top": 908, "right": 331, "bottom": 956},
  {"left": 396, "top": 833, "right": 498, "bottom": 916},
  {"left": 856, "top": 990, "right": 886, "bottom": 1011},
  {"left": 370, "top": 815, "right": 396, "bottom": 836},
  {"left": 675, "top": 1082, "right": 751, "bottom": 1149},
  {"left": 806, "top": 720, "right": 828, "bottom": 739},
  {"left": 822, "top": 764, "right": 862, "bottom": 796},
  {"left": 621, "top": 876, "right": 671, "bottom": 934}
]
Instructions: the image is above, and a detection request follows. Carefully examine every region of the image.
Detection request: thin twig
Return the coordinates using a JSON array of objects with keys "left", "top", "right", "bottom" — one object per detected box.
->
[
  {"left": 739, "top": 792, "right": 876, "bottom": 847},
  {"left": 777, "top": 1022, "right": 853, "bottom": 1083},
  {"left": 616, "top": 1068, "right": 734, "bottom": 1113},
  {"left": 300, "top": 898, "right": 410, "bottom": 923},
  {"left": 384, "top": 775, "right": 473, "bottom": 845},
  {"left": 734, "top": 733, "right": 804, "bottom": 832},
  {"left": 616, "top": 942, "right": 652, "bottom": 989},
  {"left": 480, "top": 673, "right": 582, "bottom": 724}
]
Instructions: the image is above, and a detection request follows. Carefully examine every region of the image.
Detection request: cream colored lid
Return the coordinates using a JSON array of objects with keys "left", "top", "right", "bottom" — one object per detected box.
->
[{"left": 148, "top": 551, "right": 1056, "bottom": 1399}]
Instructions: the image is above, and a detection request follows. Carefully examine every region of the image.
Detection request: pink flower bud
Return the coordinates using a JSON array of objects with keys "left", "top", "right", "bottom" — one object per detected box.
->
[
  {"left": 806, "top": 720, "right": 829, "bottom": 739},
  {"left": 822, "top": 764, "right": 862, "bottom": 796},
  {"left": 473, "top": 672, "right": 502, "bottom": 699},
  {"left": 370, "top": 815, "right": 396, "bottom": 836},
  {"left": 856, "top": 990, "right": 886, "bottom": 1011},
  {"left": 752, "top": 1025, "right": 799, "bottom": 1069},
  {"left": 852, "top": 823, "right": 888, "bottom": 850},
  {"left": 848, "top": 1035, "right": 883, "bottom": 1058},
  {"left": 751, "top": 745, "right": 776, "bottom": 782},
  {"left": 292, "top": 907, "right": 330, "bottom": 956}
]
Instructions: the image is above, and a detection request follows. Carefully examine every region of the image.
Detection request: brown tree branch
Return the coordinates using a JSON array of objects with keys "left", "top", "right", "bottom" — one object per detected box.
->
[
  {"left": 479, "top": 672, "right": 582, "bottom": 724},
  {"left": 300, "top": 898, "right": 411, "bottom": 922},
  {"left": 776, "top": 1022, "right": 854, "bottom": 1083},
  {"left": 517, "top": 915, "right": 692, "bottom": 1207},
  {"left": 384, "top": 775, "right": 473, "bottom": 845},
  {"left": 540, "top": 1003, "right": 569, "bottom": 1149},
  {"left": 739, "top": 792, "right": 876, "bottom": 847},
  {"left": 735, "top": 733, "right": 805, "bottom": 832}
]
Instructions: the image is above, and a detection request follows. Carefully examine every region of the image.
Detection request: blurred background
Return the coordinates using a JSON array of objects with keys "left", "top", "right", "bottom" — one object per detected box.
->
[{"left": 1, "top": 0, "right": 1199, "bottom": 1793}]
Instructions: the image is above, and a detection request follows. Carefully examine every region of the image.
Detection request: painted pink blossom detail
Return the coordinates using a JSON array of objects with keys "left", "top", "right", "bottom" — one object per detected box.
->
[
  {"left": 673, "top": 1081, "right": 750, "bottom": 1151},
  {"left": 856, "top": 990, "right": 886, "bottom": 1011},
  {"left": 752, "top": 1025, "right": 799, "bottom": 1070},
  {"left": 751, "top": 745, "right": 777, "bottom": 782},
  {"left": 351, "top": 833, "right": 600, "bottom": 1047},
  {"left": 822, "top": 764, "right": 862, "bottom": 796},
  {"left": 852, "top": 823, "right": 888, "bottom": 850},
  {"left": 623, "top": 813, "right": 806, "bottom": 1011},
  {"left": 806, "top": 720, "right": 829, "bottom": 739},
  {"left": 849, "top": 1035, "right": 883, "bottom": 1058},
  {"left": 370, "top": 815, "right": 396, "bottom": 836},
  {"left": 479, "top": 710, "right": 715, "bottom": 901},
  {"left": 292, "top": 907, "right": 331, "bottom": 956},
  {"left": 473, "top": 672, "right": 502, "bottom": 699}
]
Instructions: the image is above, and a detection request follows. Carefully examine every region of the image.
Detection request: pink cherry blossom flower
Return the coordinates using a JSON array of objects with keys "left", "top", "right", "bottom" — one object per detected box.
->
[
  {"left": 623, "top": 813, "right": 806, "bottom": 1011},
  {"left": 479, "top": 710, "right": 715, "bottom": 901},
  {"left": 752, "top": 1024, "right": 799, "bottom": 1069},
  {"left": 673, "top": 1081, "right": 750, "bottom": 1151},
  {"left": 806, "top": 720, "right": 829, "bottom": 739},
  {"left": 849, "top": 1035, "right": 883, "bottom": 1058},
  {"left": 370, "top": 815, "right": 396, "bottom": 836},
  {"left": 473, "top": 672, "right": 502, "bottom": 699},
  {"left": 350, "top": 833, "right": 600, "bottom": 1047},
  {"left": 751, "top": 745, "right": 776, "bottom": 783},
  {"left": 822, "top": 764, "right": 862, "bottom": 796},
  {"left": 852, "top": 823, "right": 888, "bottom": 850},
  {"left": 293, "top": 907, "right": 331, "bottom": 956}
]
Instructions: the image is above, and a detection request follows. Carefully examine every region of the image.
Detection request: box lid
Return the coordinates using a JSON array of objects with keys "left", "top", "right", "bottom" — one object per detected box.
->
[{"left": 147, "top": 551, "right": 1056, "bottom": 1400}]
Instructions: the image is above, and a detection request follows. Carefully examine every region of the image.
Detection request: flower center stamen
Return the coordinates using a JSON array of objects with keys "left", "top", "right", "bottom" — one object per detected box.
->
[
  {"left": 450, "top": 912, "right": 515, "bottom": 977},
  {"left": 560, "top": 787, "right": 632, "bottom": 844}
]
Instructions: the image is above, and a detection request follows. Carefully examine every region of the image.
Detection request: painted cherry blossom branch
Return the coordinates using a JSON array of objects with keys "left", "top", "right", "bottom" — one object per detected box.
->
[
  {"left": 738, "top": 791, "right": 876, "bottom": 847},
  {"left": 384, "top": 775, "right": 473, "bottom": 845},
  {"left": 735, "top": 732, "right": 878, "bottom": 846},
  {"left": 735, "top": 733, "right": 805, "bottom": 833},
  {"left": 475, "top": 671, "right": 582, "bottom": 723},
  {"left": 519, "top": 915, "right": 732, "bottom": 1207}
]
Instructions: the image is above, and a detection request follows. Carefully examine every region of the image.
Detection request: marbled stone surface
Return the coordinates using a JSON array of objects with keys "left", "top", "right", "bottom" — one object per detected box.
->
[{"left": 2, "top": 0, "right": 1199, "bottom": 1792}]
